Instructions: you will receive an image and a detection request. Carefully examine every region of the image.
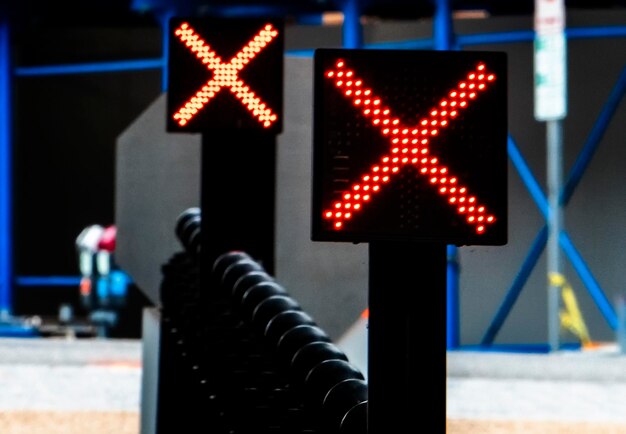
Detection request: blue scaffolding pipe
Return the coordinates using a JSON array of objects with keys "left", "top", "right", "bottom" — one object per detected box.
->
[
  {"left": 14, "top": 58, "right": 164, "bottom": 77},
  {"left": 341, "top": 0, "right": 363, "bottom": 49},
  {"left": 507, "top": 135, "right": 550, "bottom": 219},
  {"left": 360, "top": 25, "right": 626, "bottom": 52},
  {"left": 158, "top": 10, "right": 174, "bottom": 92},
  {"left": 561, "top": 64, "right": 626, "bottom": 204},
  {"left": 481, "top": 226, "right": 549, "bottom": 345},
  {"left": 364, "top": 38, "right": 434, "bottom": 50},
  {"left": 446, "top": 244, "right": 461, "bottom": 346},
  {"left": 481, "top": 124, "right": 626, "bottom": 345},
  {"left": 484, "top": 230, "right": 618, "bottom": 344},
  {"left": 482, "top": 65, "right": 626, "bottom": 344},
  {"left": 15, "top": 276, "right": 82, "bottom": 287},
  {"left": 559, "top": 232, "right": 617, "bottom": 330},
  {"left": 567, "top": 25, "right": 626, "bottom": 40},
  {"left": 0, "top": 20, "right": 12, "bottom": 316},
  {"left": 458, "top": 30, "right": 535, "bottom": 46},
  {"left": 480, "top": 136, "right": 549, "bottom": 345},
  {"left": 433, "top": 0, "right": 454, "bottom": 51}
]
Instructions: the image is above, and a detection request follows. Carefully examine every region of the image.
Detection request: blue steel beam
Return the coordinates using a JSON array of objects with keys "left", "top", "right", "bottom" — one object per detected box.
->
[
  {"left": 480, "top": 136, "right": 549, "bottom": 345},
  {"left": 363, "top": 38, "right": 433, "bottom": 50},
  {"left": 341, "top": 0, "right": 363, "bottom": 49},
  {"left": 567, "top": 26, "right": 626, "bottom": 40},
  {"left": 559, "top": 232, "right": 617, "bottom": 330},
  {"left": 482, "top": 65, "right": 626, "bottom": 344},
  {"left": 508, "top": 135, "right": 550, "bottom": 217},
  {"left": 481, "top": 226, "right": 549, "bottom": 345},
  {"left": 561, "top": 64, "right": 626, "bottom": 204},
  {"left": 15, "top": 276, "right": 82, "bottom": 287},
  {"left": 158, "top": 10, "right": 174, "bottom": 92},
  {"left": 433, "top": 0, "right": 454, "bottom": 51},
  {"left": 482, "top": 73, "right": 626, "bottom": 343},
  {"left": 14, "top": 58, "right": 163, "bottom": 77},
  {"left": 0, "top": 19, "right": 12, "bottom": 317},
  {"left": 359, "top": 25, "right": 626, "bottom": 50}
]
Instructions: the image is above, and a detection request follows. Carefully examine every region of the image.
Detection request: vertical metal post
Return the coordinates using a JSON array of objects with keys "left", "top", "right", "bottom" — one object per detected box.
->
[
  {"left": 535, "top": 0, "right": 567, "bottom": 351},
  {"left": 158, "top": 11, "right": 173, "bottom": 92},
  {"left": 201, "top": 132, "right": 277, "bottom": 278},
  {"left": 341, "top": 0, "right": 363, "bottom": 49},
  {"left": 446, "top": 245, "right": 460, "bottom": 347},
  {"left": 547, "top": 120, "right": 564, "bottom": 351},
  {"left": 433, "top": 0, "right": 453, "bottom": 51},
  {"left": 0, "top": 19, "right": 12, "bottom": 318},
  {"left": 368, "top": 242, "right": 446, "bottom": 433}
]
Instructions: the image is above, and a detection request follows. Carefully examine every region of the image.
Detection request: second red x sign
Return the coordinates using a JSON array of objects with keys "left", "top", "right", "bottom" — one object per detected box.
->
[{"left": 312, "top": 49, "right": 508, "bottom": 246}]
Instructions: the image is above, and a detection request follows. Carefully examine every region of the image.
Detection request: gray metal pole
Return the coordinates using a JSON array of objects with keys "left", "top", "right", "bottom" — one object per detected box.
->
[{"left": 547, "top": 119, "right": 564, "bottom": 351}]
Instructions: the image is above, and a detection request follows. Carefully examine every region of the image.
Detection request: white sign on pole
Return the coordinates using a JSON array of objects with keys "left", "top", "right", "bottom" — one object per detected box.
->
[{"left": 534, "top": 0, "right": 567, "bottom": 121}]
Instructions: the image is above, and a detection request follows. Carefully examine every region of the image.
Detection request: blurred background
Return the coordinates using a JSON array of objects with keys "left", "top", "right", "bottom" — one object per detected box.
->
[{"left": 1, "top": 0, "right": 626, "bottom": 433}]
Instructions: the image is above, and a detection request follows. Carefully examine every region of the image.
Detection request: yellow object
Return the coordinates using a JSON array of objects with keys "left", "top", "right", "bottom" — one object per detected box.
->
[{"left": 549, "top": 272, "right": 592, "bottom": 347}]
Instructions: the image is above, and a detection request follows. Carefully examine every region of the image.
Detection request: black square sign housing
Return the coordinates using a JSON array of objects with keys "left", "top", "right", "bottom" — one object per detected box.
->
[
  {"left": 312, "top": 49, "right": 508, "bottom": 245},
  {"left": 167, "top": 17, "right": 284, "bottom": 133}
]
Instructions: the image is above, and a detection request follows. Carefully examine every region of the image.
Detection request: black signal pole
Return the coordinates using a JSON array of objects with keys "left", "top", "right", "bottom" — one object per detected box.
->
[
  {"left": 201, "top": 131, "right": 277, "bottom": 277},
  {"left": 368, "top": 241, "right": 447, "bottom": 433}
]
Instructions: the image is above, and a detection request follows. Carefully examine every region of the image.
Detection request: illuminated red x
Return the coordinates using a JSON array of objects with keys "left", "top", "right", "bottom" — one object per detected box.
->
[
  {"left": 323, "top": 60, "right": 498, "bottom": 234},
  {"left": 172, "top": 22, "right": 279, "bottom": 128}
]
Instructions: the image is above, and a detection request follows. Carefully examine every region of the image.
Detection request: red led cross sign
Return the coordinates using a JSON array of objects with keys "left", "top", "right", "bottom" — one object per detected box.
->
[
  {"left": 312, "top": 49, "right": 507, "bottom": 245},
  {"left": 167, "top": 18, "right": 284, "bottom": 133},
  {"left": 324, "top": 61, "right": 496, "bottom": 233}
]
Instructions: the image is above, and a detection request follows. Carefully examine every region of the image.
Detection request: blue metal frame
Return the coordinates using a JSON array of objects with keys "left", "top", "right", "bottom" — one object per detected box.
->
[
  {"left": 15, "top": 276, "right": 83, "bottom": 287},
  {"left": 14, "top": 59, "right": 163, "bottom": 77},
  {"left": 341, "top": 0, "right": 363, "bottom": 49},
  {"left": 356, "top": 24, "right": 626, "bottom": 51},
  {"left": 482, "top": 64, "right": 626, "bottom": 344},
  {"left": 1, "top": 5, "right": 625, "bottom": 346},
  {"left": 0, "top": 19, "right": 12, "bottom": 317}
]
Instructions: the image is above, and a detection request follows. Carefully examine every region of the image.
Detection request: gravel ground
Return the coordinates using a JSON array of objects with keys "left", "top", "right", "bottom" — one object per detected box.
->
[{"left": 2, "top": 338, "right": 626, "bottom": 433}]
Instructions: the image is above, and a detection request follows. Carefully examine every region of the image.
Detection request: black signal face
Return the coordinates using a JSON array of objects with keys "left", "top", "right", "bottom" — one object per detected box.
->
[
  {"left": 167, "top": 17, "right": 284, "bottom": 133},
  {"left": 312, "top": 49, "right": 508, "bottom": 245}
]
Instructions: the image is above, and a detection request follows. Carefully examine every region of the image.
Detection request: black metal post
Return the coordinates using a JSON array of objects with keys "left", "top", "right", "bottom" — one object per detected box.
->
[
  {"left": 201, "top": 132, "right": 277, "bottom": 277},
  {"left": 368, "top": 241, "right": 447, "bottom": 433}
]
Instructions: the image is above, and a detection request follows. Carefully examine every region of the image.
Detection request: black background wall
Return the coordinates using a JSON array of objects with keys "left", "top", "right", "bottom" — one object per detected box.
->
[{"left": 12, "top": 16, "right": 162, "bottom": 325}]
